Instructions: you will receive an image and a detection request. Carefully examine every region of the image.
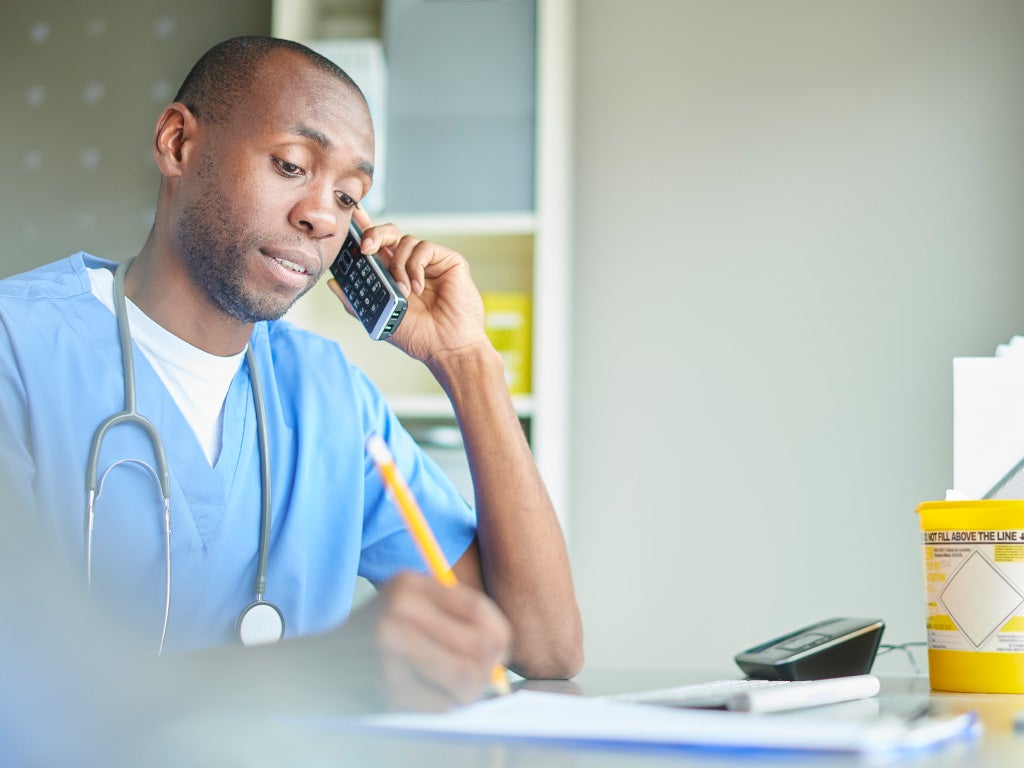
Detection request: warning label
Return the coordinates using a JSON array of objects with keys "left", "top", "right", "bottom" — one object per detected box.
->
[
  {"left": 996, "top": 545, "right": 1024, "bottom": 563},
  {"left": 922, "top": 531, "right": 1024, "bottom": 653}
]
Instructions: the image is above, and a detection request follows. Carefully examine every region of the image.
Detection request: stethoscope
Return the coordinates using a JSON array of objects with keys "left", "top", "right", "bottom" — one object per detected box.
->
[{"left": 84, "top": 258, "right": 285, "bottom": 653}]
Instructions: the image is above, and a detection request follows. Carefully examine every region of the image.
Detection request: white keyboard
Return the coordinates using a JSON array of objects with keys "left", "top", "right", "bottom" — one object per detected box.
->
[
  {"left": 608, "top": 675, "right": 881, "bottom": 714},
  {"left": 611, "top": 679, "right": 789, "bottom": 708}
]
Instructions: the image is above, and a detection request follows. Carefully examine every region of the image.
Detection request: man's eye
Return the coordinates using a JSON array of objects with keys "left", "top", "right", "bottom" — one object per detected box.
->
[
  {"left": 336, "top": 191, "right": 357, "bottom": 208},
  {"left": 273, "top": 157, "right": 303, "bottom": 176}
]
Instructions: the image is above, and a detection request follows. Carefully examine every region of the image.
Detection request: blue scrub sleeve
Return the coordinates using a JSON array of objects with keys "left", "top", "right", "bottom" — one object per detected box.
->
[
  {"left": 0, "top": 314, "right": 41, "bottom": 521},
  {"left": 350, "top": 369, "right": 477, "bottom": 585}
]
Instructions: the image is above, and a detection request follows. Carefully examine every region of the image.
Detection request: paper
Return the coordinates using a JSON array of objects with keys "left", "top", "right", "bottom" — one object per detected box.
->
[
  {"left": 953, "top": 354, "right": 1024, "bottom": 498},
  {"left": 337, "top": 690, "right": 978, "bottom": 756}
]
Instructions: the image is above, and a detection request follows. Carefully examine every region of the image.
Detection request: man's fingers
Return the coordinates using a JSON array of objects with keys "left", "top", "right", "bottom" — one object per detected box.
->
[
  {"left": 358, "top": 225, "right": 462, "bottom": 298},
  {"left": 358, "top": 222, "right": 403, "bottom": 256},
  {"left": 386, "top": 236, "right": 422, "bottom": 296},
  {"left": 376, "top": 648, "right": 455, "bottom": 713},
  {"left": 380, "top": 572, "right": 510, "bottom": 666},
  {"left": 405, "top": 240, "right": 462, "bottom": 296},
  {"left": 352, "top": 206, "right": 374, "bottom": 234},
  {"left": 375, "top": 572, "right": 511, "bottom": 706}
]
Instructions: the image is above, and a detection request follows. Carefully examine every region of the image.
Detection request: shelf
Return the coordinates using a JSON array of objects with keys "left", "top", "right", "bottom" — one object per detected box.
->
[
  {"left": 274, "top": 0, "right": 572, "bottom": 530},
  {"left": 388, "top": 394, "right": 534, "bottom": 420},
  {"left": 377, "top": 211, "right": 536, "bottom": 237}
]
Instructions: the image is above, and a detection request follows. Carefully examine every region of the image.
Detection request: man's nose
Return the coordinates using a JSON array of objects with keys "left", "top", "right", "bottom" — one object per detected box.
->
[{"left": 290, "top": 186, "right": 339, "bottom": 239}]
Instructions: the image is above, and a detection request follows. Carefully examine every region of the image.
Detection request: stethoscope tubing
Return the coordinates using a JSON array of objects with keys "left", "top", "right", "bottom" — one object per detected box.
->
[{"left": 84, "top": 258, "right": 278, "bottom": 653}]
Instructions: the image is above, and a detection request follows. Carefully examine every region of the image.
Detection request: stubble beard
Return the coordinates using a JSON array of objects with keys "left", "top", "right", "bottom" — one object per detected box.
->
[{"left": 175, "top": 156, "right": 312, "bottom": 324}]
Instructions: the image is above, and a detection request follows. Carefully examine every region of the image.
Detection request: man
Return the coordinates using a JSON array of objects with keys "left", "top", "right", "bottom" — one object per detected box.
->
[{"left": 0, "top": 35, "right": 581, "bottom": 714}]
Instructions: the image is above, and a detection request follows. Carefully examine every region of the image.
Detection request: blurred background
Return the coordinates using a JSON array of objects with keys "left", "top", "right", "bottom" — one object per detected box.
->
[{"left": 3, "top": 0, "right": 1024, "bottom": 680}]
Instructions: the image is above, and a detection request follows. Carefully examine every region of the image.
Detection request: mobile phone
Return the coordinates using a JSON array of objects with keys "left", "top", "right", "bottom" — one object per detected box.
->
[{"left": 329, "top": 221, "right": 408, "bottom": 340}]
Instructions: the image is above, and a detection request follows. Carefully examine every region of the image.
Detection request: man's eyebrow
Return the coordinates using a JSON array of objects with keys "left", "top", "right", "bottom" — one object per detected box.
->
[
  {"left": 293, "top": 124, "right": 374, "bottom": 178},
  {"left": 294, "top": 124, "right": 332, "bottom": 150}
]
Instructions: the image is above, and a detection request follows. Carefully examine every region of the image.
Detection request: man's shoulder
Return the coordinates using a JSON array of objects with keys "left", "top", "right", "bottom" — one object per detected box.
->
[
  {"left": 264, "top": 317, "right": 346, "bottom": 358},
  {"left": 261, "top": 318, "right": 353, "bottom": 379},
  {"left": 0, "top": 253, "right": 109, "bottom": 301},
  {"left": 260, "top": 318, "right": 380, "bottom": 397}
]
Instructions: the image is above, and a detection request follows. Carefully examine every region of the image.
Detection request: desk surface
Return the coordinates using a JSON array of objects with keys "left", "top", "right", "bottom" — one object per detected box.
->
[{"left": 156, "top": 669, "right": 1024, "bottom": 768}]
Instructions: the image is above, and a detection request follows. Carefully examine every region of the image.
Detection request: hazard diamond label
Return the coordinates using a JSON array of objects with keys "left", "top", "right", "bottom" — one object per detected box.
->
[{"left": 939, "top": 551, "right": 1024, "bottom": 649}]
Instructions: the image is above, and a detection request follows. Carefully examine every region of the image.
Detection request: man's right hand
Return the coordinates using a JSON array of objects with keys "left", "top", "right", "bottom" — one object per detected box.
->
[
  {"left": 337, "top": 571, "right": 512, "bottom": 712},
  {"left": 162, "top": 571, "right": 512, "bottom": 719}
]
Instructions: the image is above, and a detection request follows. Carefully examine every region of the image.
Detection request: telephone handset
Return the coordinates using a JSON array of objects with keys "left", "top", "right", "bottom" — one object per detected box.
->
[{"left": 329, "top": 221, "right": 408, "bottom": 340}]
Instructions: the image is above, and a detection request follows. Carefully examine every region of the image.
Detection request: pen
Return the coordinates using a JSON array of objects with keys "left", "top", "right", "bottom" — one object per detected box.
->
[{"left": 366, "top": 434, "right": 510, "bottom": 695}]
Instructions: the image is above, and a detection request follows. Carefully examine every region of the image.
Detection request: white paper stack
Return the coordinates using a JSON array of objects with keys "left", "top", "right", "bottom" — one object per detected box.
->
[
  {"left": 339, "top": 690, "right": 978, "bottom": 757},
  {"left": 953, "top": 337, "right": 1024, "bottom": 498}
]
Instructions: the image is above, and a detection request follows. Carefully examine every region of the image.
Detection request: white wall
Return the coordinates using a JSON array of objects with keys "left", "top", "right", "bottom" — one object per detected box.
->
[{"left": 570, "top": 0, "right": 1024, "bottom": 672}]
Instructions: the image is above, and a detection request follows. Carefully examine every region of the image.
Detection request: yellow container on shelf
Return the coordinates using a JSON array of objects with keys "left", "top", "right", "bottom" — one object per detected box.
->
[
  {"left": 482, "top": 292, "right": 531, "bottom": 395},
  {"left": 917, "top": 500, "right": 1024, "bottom": 693}
]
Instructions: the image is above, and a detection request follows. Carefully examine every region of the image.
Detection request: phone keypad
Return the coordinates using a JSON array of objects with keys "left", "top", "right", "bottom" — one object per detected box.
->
[
  {"left": 329, "top": 236, "right": 406, "bottom": 340},
  {"left": 347, "top": 261, "right": 391, "bottom": 332}
]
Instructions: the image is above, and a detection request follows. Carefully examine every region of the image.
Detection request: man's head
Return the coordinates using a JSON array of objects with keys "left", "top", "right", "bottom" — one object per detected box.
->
[
  {"left": 151, "top": 36, "right": 375, "bottom": 327},
  {"left": 173, "top": 36, "right": 361, "bottom": 127}
]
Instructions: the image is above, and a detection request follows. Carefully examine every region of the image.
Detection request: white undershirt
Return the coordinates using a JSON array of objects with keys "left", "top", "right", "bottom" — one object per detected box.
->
[{"left": 88, "top": 266, "right": 245, "bottom": 466}]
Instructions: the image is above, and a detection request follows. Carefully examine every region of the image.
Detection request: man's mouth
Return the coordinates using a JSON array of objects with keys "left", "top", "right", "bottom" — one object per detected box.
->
[
  {"left": 260, "top": 247, "right": 322, "bottom": 284},
  {"left": 273, "top": 255, "right": 308, "bottom": 274}
]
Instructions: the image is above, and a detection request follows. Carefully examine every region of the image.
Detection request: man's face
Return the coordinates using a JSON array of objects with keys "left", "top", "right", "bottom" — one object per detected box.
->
[{"left": 173, "top": 51, "right": 374, "bottom": 323}]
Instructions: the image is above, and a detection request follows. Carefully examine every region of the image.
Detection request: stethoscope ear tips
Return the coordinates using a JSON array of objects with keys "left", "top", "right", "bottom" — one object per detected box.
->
[{"left": 237, "top": 600, "right": 285, "bottom": 647}]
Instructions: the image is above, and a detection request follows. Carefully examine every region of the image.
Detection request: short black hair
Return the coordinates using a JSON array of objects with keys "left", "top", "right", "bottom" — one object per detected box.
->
[{"left": 173, "top": 36, "right": 363, "bottom": 124}]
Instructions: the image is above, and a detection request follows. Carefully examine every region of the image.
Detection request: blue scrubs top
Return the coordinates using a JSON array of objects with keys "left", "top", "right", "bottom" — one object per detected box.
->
[{"left": 0, "top": 253, "right": 477, "bottom": 652}]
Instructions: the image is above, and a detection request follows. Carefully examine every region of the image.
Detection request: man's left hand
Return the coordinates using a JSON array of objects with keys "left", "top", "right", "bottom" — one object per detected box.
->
[{"left": 327, "top": 210, "right": 489, "bottom": 367}]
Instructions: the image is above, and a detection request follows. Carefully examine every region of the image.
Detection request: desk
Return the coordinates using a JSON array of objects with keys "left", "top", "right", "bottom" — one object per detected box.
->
[{"left": 151, "top": 670, "right": 1024, "bottom": 767}]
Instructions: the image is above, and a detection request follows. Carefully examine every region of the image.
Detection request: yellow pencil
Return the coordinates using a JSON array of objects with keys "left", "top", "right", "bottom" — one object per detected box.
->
[{"left": 366, "top": 434, "right": 510, "bottom": 695}]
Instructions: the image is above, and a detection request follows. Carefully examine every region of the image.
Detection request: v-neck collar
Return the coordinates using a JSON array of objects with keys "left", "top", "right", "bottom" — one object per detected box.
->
[{"left": 128, "top": 345, "right": 257, "bottom": 544}]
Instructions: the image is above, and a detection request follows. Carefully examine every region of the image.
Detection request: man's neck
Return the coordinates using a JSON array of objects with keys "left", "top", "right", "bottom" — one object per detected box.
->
[{"left": 125, "top": 247, "right": 254, "bottom": 357}]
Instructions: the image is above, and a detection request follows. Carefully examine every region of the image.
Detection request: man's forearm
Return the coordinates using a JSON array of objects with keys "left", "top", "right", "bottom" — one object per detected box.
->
[{"left": 432, "top": 345, "right": 583, "bottom": 679}]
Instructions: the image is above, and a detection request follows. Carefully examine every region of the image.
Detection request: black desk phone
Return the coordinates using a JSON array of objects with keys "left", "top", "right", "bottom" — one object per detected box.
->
[{"left": 734, "top": 617, "right": 885, "bottom": 680}]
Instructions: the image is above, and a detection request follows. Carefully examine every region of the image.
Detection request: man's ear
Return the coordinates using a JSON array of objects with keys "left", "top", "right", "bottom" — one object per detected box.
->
[{"left": 153, "top": 103, "right": 198, "bottom": 178}]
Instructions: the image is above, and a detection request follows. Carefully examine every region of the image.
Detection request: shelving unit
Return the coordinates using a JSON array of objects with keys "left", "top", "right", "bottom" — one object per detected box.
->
[{"left": 272, "top": 0, "right": 572, "bottom": 531}]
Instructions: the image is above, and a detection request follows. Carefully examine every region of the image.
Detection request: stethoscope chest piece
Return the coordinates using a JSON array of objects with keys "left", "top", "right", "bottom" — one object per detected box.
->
[{"left": 237, "top": 600, "right": 285, "bottom": 647}]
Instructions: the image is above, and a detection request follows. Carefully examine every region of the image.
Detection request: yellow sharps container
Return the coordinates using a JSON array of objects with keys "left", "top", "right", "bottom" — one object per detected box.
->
[{"left": 917, "top": 500, "right": 1024, "bottom": 693}]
